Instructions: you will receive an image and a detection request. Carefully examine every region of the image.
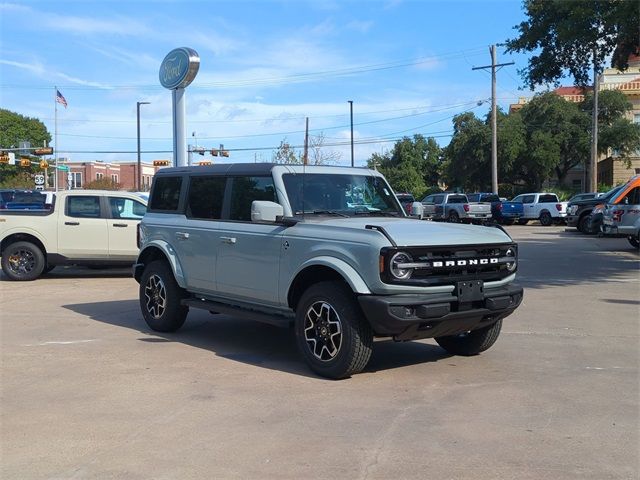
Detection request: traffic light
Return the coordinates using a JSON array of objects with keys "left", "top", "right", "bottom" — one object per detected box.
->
[
  {"left": 221, "top": 150, "right": 230, "bottom": 157},
  {"left": 198, "top": 161, "right": 212, "bottom": 166},
  {"left": 20, "top": 158, "right": 31, "bottom": 167},
  {"left": 211, "top": 149, "right": 219, "bottom": 156},
  {"left": 153, "top": 160, "right": 170, "bottom": 167},
  {"left": 39, "top": 160, "right": 49, "bottom": 169}
]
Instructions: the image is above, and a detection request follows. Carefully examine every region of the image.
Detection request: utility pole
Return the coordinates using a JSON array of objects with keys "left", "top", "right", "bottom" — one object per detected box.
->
[
  {"left": 348, "top": 100, "right": 354, "bottom": 167},
  {"left": 589, "top": 55, "right": 600, "bottom": 192},
  {"left": 472, "top": 45, "right": 514, "bottom": 195},
  {"left": 303, "top": 117, "right": 309, "bottom": 165},
  {"left": 136, "top": 101, "right": 150, "bottom": 191}
]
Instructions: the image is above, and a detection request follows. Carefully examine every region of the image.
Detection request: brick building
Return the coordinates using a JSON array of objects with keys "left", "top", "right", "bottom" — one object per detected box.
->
[{"left": 53, "top": 160, "right": 167, "bottom": 191}]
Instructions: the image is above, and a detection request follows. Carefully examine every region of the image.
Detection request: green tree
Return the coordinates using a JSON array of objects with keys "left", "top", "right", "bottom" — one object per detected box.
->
[
  {"left": 0, "top": 109, "right": 52, "bottom": 186},
  {"left": 367, "top": 134, "right": 441, "bottom": 198},
  {"left": 442, "top": 113, "right": 491, "bottom": 191},
  {"left": 272, "top": 139, "right": 299, "bottom": 164},
  {"left": 84, "top": 177, "right": 121, "bottom": 190},
  {"left": 518, "top": 92, "right": 591, "bottom": 187},
  {"left": 581, "top": 89, "right": 640, "bottom": 160},
  {"left": 505, "top": 0, "right": 640, "bottom": 88}
]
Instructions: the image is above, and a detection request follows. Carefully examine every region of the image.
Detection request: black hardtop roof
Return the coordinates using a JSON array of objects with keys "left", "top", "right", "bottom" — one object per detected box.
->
[{"left": 154, "top": 162, "right": 277, "bottom": 177}]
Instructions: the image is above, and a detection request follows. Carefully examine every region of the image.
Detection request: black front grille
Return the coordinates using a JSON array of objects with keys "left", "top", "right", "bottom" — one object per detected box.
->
[{"left": 382, "top": 243, "right": 517, "bottom": 286}]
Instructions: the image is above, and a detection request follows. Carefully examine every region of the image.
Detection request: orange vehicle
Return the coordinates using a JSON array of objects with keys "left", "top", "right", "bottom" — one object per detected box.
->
[{"left": 588, "top": 175, "right": 640, "bottom": 234}]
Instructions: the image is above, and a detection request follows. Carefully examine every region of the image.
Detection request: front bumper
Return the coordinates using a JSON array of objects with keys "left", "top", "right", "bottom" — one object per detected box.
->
[{"left": 358, "top": 283, "right": 523, "bottom": 341}]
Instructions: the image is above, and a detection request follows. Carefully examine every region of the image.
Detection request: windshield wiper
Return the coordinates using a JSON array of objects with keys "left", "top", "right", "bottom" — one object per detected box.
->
[
  {"left": 300, "top": 210, "right": 350, "bottom": 217},
  {"left": 353, "top": 210, "right": 400, "bottom": 217}
]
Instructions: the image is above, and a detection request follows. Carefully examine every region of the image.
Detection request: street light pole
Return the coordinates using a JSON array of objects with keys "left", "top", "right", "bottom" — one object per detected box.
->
[
  {"left": 136, "top": 101, "right": 150, "bottom": 191},
  {"left": 348, "top": 100, "right": 354, "bottom": 167}
]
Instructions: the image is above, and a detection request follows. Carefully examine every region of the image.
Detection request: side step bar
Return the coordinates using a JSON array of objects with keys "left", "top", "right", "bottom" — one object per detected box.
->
[{"left": 181, "top": 297, "right": 293, "bottom": 328}]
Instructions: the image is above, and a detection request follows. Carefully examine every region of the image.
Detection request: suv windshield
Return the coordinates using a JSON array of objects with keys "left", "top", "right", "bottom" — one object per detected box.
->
[{"left": 283, "top": 173, "right": 403, "bottom": 216}]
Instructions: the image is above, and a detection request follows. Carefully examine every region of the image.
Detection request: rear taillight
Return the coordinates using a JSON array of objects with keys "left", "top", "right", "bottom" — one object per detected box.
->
[
  {"left": 407, "top": 203, "right": 412, "bottom": 214},
  {"left": 612, "top": 210, "right": 624, "bottom": 222},
  {"left": 555, "top": 204, "right": 562, "bottom": 211},
  {"left": 463, "top": 204, "right": 470, "bottom": 212},
  {"left": 497, "top": 203, "right": 503, "bottom": 211}
]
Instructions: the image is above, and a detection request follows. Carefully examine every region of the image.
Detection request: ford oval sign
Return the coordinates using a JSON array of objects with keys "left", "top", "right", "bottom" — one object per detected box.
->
[{"left": 159, "top": 47, "right": 200, "bottom": 90}]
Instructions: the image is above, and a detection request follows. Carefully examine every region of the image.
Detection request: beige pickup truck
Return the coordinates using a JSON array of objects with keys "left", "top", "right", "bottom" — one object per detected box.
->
[{"left": 0, "top": 190, "right": 147, "bottom": 280}]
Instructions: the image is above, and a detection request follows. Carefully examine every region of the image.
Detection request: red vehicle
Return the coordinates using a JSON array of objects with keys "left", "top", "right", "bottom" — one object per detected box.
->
[{"left": 395, "top": 193, "right": 415, "bottom": 215}]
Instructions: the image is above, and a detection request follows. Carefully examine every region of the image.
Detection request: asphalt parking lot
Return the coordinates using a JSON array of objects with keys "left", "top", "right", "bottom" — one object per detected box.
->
[{"left": 1, "top": 225, "right": 638, "bottom": 480}]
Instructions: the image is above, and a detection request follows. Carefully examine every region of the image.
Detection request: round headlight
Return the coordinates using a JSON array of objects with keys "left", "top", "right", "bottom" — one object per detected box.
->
[
  {"left": 390, "top": 251, "right": 413, "bottom": 280},
  {"left": 505, "top": 247, "right": 516, "bottom": 272}
]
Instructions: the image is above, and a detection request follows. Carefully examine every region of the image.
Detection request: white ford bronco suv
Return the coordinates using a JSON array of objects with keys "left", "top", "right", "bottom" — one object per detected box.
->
[{"left": 134, "top": 163, "right": 523, "bottom": 379}]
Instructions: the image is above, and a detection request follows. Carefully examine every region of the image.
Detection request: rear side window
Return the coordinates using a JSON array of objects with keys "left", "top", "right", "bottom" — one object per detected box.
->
[
  {"left": 186, "top": 176, "right": 226, "bottom": 220},
  {"left": 150, "top": 176, "right": 182, "bottom": 211},
  {"left": 522, "top": 195, "right": 536, "bottom": 204},
  {"left": 539, "top": 194, "right": 558, "bottom": 203},
  {"left": 448, "top": 195, "right": 467, "bottom": 203},
  {"left": 67, "top": 196, "right": 101, "bottom": 218},
  {"left": 229, "top": 176, "right": 277, "bottom": 221},
  {"left": 432, "top": 195, "right": 444, "bottom": 204},
  {"left": 623, "top": 187, "right": 640, "bottom": 205}
]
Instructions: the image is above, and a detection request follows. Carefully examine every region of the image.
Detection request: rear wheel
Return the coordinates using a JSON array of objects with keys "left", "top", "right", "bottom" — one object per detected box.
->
[
  {"left": 539, "top": 211, "right": 552, "bottom": 226},
  {"left": 1, "top": 241, "right": 45, "bottom": 281},
  {"left": 447, "top": 211, "right": 460, "bottom": 223},
  {"left": 295, "top": 281, "right": 373, "bottom": 379},
  {"left": 435, "top": 320, "right": 502, "bottom": 356},
  {"left": 139, "top": 260, "right": 188, "bottom": 332}
]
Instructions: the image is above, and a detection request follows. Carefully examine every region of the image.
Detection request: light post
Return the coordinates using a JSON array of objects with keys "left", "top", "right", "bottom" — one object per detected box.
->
[
  {"left": 136, "top": 101, "right": 150, "bottom": 191},
  {"left": 348, "top": 100, "right": 354, "bottom": 167}
]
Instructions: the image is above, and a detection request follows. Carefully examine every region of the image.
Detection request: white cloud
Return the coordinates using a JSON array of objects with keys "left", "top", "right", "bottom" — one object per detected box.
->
[
  {"left": 40, "top": 14, "right": 152, "bottom": 36},
  {"left": 0, "top": 58, "right": 113, "bottom": 89}
]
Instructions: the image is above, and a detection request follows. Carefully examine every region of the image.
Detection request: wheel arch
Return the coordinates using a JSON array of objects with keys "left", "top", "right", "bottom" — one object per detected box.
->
[
  {"left": 134, "top": 241, "right": 187, "bottom": 288},
  {"left": 1, "top": 233, "right": 47, "bottom": 258},
  {"left": 287, "top": 259, "right": 371, "bottom": 311}
]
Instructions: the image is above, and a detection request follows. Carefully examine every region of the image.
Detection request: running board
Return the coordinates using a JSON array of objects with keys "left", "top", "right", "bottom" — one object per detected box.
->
[{"left": 181, "top": 298, "right": 293, "bottom": 328}]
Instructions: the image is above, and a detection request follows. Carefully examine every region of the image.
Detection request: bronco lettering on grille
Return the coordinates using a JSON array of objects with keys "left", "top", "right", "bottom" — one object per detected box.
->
[{"left": 432, "top": 258, "right": 498, "bottom": 268}]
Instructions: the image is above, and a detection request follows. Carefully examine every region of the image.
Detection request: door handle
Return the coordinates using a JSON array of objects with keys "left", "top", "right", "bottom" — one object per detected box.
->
[
  {"left": 64, "top": 221, "right": 80, "bottom": 226},
  {"left": 220, "top": 236, "right": 236, "bottom": 244},
  {"left": 113, "top": 223, "right": 128, "bottom": 228},
  {"left": 175, "top": 232, "right": 190, "bottom": 240}
]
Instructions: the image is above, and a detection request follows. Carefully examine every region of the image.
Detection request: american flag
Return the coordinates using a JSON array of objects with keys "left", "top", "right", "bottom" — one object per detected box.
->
[{"left": 56, "top": 89, "right": 68, "bottom": 108}]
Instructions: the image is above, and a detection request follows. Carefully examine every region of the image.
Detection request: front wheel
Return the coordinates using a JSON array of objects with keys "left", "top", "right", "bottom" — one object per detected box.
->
[
  {"left": 539, "top": 211, "right": 553, "bottom": 226},
  {"left": 139, "top": 260, "right": 188, "bottom": 332},
  {"left": 295, "top": 281, "right": 373, "bottom": 379},
  {"left": 1, "top": 241, "right": 45, "bottom": 281},
  {"left": 435, "top": 319, "right": 502, "bottom": 356}
]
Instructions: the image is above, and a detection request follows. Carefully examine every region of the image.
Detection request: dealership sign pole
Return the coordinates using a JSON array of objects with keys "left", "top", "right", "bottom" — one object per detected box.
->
[{"left": 159, "top": 48, "right": 200, "bottom": 167}]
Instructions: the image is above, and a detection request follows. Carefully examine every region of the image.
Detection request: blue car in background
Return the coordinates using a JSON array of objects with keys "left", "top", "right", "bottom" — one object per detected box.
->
[{"left": 0, "top": 189, "right": 51, "bottom": 210}]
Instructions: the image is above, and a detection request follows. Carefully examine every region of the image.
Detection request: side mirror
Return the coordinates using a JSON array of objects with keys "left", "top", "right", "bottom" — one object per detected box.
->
[
  {"left": 411, "top": 201, "right": 424, "bottom": 219},
  {"left": 251, "top": 200, "right": 284, "bottom": 222}
]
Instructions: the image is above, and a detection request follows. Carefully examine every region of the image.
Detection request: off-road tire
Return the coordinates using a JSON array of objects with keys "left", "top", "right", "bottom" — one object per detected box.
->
[
  {"left": 1, "top": 241, "right": 45, "bottom": 281},
  {"left": 539, "top": 211, "right": 553, "bottom": 226},
  {"left": 295, "top": 281, "right": 373, "bottom": 379},
  {"left": 139, "top": 260, "right": 188, "bottom": 332},
  {"left": 447, "top": 211, "right": 460, "bottom": 223},
  {"left": 435, "top": 319, "right": 502, "bottom": 356}
]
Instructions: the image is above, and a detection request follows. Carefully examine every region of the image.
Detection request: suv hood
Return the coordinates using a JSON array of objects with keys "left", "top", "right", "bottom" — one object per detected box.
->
[{"left": 300, "top": 217, "right": 512, "bottom": 246}]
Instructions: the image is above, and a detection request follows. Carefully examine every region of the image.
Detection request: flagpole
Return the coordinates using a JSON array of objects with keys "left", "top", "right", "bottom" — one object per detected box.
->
[{"left": 54, "top": 86, "right": 58, "bottom": 192}]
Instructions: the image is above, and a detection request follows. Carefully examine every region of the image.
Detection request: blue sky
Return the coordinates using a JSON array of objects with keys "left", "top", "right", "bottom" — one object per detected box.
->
[{"left": 0, "top": 0, "right": 534, "bottom": 165}]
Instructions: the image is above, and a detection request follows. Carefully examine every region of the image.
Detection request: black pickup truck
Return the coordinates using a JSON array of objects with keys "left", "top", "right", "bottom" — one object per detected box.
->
[{"left": 566, "top": 185, "right": 623, "bottom": 234}]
